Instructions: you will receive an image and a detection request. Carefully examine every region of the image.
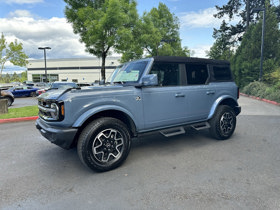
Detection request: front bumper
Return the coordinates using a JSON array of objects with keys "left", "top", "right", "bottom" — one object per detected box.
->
[{"left": 35, "top": 118, "right": 78, "bottom": 149}]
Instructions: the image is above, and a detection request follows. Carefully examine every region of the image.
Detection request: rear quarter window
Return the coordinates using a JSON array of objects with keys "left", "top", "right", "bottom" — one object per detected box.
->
[{"left": 212, "top": 66, "right": 232, "bottom": 81}]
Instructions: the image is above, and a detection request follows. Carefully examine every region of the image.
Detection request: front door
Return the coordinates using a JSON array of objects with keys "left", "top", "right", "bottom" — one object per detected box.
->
[{"left": 141, "top": 62, "right": 188, "bottom": 130}]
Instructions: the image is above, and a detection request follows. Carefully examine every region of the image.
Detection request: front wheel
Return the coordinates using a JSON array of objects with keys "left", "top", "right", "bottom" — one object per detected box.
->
[
  {"left": 209, "top": 105, "right": 236, "bottom": 140},
  {"left": 77, "top": 117, "right": 131, "bottom": 172}
]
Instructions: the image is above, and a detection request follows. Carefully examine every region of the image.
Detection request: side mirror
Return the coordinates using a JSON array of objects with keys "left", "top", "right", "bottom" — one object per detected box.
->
[{"left": 141, "top": 74, "right": 158, "bottom": 86}]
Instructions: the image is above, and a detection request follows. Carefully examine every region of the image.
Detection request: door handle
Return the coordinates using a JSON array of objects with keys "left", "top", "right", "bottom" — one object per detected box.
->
[
  {"left": 175, "top": 93, "right": 185, "bottom": 97},
  {"left": 206, "top": 90, "right": 215, "bottom": 95}
]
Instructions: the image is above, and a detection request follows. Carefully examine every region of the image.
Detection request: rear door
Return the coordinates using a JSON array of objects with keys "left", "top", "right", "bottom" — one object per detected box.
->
[{"left": 184, "top": 63, "right": 216, "bottom": 121}]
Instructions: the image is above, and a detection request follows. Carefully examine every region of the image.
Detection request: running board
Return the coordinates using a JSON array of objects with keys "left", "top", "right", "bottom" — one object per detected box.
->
[
  {"left": 191, "top": 122, "right": 210, "bottom": 130},
  {"left": 160, "top": 127, "right": 185, "bottom": 137}
]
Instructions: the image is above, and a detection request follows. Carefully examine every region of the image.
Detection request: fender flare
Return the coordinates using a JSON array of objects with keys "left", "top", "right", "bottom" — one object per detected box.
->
[
  {"left": 72, "top": 105, "right": 136, "bottom": 128},
  {"left": 207, "top": 95, "right": 238, "bottom": 120}
]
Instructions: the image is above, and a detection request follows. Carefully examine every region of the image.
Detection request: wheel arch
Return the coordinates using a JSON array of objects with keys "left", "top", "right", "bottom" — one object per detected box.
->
[
  {"left": 71, "top": 108, "right": 137, "bottom": 148},
  {"left": 208, "top": 96, "right": 239, "bottom": 120},
  {"left": 3, "top": 96, "right": 14, "bottom": 105}
]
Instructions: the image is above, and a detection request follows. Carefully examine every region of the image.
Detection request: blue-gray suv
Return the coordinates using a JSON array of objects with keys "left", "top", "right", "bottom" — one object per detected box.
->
[{"left": 36, "top": 56, "right": 241, "bottom": 172}]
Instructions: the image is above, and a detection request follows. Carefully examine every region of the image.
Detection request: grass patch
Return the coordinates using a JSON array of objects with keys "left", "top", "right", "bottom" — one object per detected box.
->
[{"left": 0, "top": 105, "right": 38, "bottom": 119}]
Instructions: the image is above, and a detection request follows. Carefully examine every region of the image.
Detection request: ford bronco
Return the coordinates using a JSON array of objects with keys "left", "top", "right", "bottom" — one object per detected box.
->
[{"left": 36, "top": 56, "right": 241, "bottom": 172}]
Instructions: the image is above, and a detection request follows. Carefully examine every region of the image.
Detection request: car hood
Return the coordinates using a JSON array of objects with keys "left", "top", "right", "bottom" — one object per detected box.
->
[{"left": 38, "top": 85, "right": 125, "bottom": 101}]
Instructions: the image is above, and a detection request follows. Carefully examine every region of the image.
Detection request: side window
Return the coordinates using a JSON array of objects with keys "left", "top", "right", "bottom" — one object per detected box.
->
[
  {"left": 212, "top": 66, "right": 232, "bottom": 81},
  {"left": 186, "top": 64, "right": 208, "bottom": 85},
  {"left": 149, "top": 62, "right": 180, "bottom": 86}
]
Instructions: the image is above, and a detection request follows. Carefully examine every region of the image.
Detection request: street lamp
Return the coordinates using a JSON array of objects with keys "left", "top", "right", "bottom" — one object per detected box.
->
[
  {"left": 38, "top": 47, "right": 51, "bottom": 82},
  {"left": 253, "top": 7, "right": 266, "bottom": 81}
]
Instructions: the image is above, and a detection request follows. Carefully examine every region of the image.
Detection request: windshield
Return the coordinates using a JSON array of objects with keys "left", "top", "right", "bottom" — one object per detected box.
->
[
  {"left": 109, "top": 61, "right": 148, "bottom": 84},
  {"left": 106, "top": 65, "right": 124, "bottom": 83}
]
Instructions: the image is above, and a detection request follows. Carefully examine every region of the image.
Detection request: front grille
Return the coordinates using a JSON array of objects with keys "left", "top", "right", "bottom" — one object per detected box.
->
[{"left": 38, "top": 99, "right": 55, "bottom": 120}]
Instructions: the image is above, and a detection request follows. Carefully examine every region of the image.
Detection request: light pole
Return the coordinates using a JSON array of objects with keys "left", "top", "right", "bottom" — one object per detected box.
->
[
  {"left": 38, "top": 47, "right": 51, "bottom": 82},
  {"left": 253, "top": 7, "right": 266, "bottom": 81}
]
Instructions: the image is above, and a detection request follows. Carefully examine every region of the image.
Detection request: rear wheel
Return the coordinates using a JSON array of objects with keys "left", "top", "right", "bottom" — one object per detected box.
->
[
  {"left": 30, "top": 92, "right": 36, "bottom": 97},
  {"left": 209, "top": 105, "right": 236, "bottom": 140},
  {"left": 77, "top": 117, "right": 131, "bottom": 172}
]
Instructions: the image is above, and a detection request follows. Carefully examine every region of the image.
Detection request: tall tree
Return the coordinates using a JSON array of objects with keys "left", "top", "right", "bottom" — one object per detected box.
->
[
  {"left": 0, "top": 33, "right": 28, "bottom": 78},
  {"left": 206, "top": 20, "right": 234, "bottom": 60},
  {"left": 121, "top": 2, "right": 190, "bottom": 62},
  {"left": 214, "top": 0, "right": 266, "bottom": 42},
  {"left": 64, "top": 0, "right": 138, "bottom": 80},
  {"left": 231, "top": 4, "right": 280, "bottom": 87}
]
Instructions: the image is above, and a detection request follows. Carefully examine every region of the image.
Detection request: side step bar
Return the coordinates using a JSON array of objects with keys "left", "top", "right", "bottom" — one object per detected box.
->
[
  {"left": 191, "top": 122, "right": 210, "bottom": 130},
  {"left": 160, "top": 122, "right": 211, "bottom": 137},
  {"left": 160, "top": 127, "right": 185, "bottom": 137}
]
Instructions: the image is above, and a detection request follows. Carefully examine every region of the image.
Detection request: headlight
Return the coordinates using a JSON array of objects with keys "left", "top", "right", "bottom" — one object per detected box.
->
[
  {"left": 50, "top": 103, "right": 59, "bottom": 120},
  {"left": 38, "top": 100, "right": 65, "bottom": 121}
]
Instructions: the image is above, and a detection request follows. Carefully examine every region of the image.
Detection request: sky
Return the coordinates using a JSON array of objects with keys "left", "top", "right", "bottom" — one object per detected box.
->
[{"left": 0, "top": 0, "right": 238, "bottom": 73}]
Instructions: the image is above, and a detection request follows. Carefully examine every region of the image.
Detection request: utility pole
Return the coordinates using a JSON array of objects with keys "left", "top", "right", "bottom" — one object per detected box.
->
[
  {"left": 38, "top": 47, "right": 51, "bottom": 83},
  {"left": 246, "top": 0, "right": 250, "bottom": 30}
]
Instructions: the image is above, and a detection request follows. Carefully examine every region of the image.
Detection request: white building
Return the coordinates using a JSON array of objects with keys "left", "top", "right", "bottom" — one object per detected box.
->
[{"left": 27, "top": 57, "right": 121, "bottom": 83}]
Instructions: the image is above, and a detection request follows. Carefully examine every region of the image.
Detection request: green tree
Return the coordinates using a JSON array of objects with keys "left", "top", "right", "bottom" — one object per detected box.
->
[
  {"left": 214, "top": 0, "right": 266, "bottom": 42},
  {"left": 0, "top": 33, "right": 29, "bottom": 78},
  {"left": 11, "top": 72, "right": 20, "bottom": 82},
  {"left": 231, "top": 4, "right": 280, "bottom": 87},
  {"left": 206, "top": 21, "right": 234, "bottom": 60},
  {"left": 20, "top": 71, "right": 27, "bottom": 83},
  {"left": 4, "top": 73, "right": 11, "bottom": 83},
  {"left": 64, "top": 0, "right": 138, "bottom": 80},
  {"left": 121, "top": 3, "right": 190, "bottom": 62}
]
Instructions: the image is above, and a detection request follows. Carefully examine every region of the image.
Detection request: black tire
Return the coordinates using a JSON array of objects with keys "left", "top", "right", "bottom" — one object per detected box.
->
[
  {"left": 4, "top": 97, "right": 13, "bottom": 106},
  {"left": 209, "top": 105, "right": 236, "bottom": 140},
  {"left": 77, "top": 117, "right": 131, "bottom": 172},
  {"left": 30, "top": 92, "right": 36, "bottom": 97}
]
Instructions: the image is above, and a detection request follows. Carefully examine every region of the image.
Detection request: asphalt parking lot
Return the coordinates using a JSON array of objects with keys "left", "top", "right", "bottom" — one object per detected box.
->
[
  {"left": 1, "top": 96, "right": 280, "bottom": 209},
  {"left": 10, "top": 97, "right": 37, "bottom": 108}
]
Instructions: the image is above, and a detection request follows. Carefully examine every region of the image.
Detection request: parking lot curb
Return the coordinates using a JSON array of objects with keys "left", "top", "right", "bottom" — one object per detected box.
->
[
  {"left": 240, "top": 93, "right": 280, "bottom": 106},
  {"left": 0, "top": 116, "right": 38, "bottom": 124}
]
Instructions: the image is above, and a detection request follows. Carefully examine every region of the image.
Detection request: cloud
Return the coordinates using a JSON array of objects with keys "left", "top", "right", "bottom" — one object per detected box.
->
[
  {"left": 8, "top": 10, "right": 33, "bottom": 18},
  {"left": 0, "top": 0, "right": 43, "bottom": 4},
  {"left": 191, "top": 44, "right": 212, "bottom": 58},
  {"left": 180, "top": 7, "right": 240, "bottom": 29},
  {"left": 0, "top": 16, "right": 91, "bottom": 60},
  {"left": 180, "top": 8, "right": 221, "bottom": 29}
]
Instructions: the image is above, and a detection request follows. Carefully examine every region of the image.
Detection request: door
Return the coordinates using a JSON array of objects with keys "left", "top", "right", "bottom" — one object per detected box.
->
[
  {"left": 141, "top": 62, "right": 189, "bottom": 130},
  {"left": 184, "top": 63, "right": 216, "bottom": 121}
]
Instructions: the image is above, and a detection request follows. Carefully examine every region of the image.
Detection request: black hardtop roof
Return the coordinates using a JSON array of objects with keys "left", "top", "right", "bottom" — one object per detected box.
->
[{"left": 153, "top": 56, "right": 230, "bottom": 65}]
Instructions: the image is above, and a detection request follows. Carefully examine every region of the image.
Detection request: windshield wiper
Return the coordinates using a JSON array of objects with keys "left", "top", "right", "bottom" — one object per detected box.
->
[{"left": 113, "top": 81, "right": 126, "bottom": 84}]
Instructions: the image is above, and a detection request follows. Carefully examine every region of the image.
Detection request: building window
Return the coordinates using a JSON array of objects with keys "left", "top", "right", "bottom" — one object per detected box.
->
[{"left": 32, "top": 74, "right": 59, "bottom": 83}]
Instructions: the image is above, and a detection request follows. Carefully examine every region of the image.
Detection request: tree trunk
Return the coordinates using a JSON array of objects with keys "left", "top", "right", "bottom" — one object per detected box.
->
[{"left": 101, "top": 52, "right": 106, "bottom": 81}]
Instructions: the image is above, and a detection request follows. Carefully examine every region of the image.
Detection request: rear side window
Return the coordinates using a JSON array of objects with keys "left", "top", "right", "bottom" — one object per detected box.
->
[
  {"left": 186, "top": 64, "right": 208, "bottom": 85},
  {"left": 212, "top": 66, "right": 232, "bottom": 81}
]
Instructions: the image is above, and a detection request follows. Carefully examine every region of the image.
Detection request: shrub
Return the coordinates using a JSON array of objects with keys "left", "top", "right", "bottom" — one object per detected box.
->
[{"left": 242, "top": 81, "right": 280, "bottom": 103}]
